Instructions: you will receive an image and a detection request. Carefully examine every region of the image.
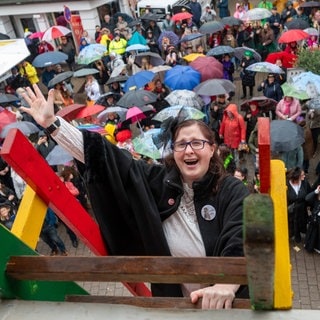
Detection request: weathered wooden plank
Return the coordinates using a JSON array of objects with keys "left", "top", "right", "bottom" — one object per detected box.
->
[
  {"left": 65, "top": 296, "right": 251, "bottom": 309},
  {"left": 243, "top": 194, "right": 274, "bottom": 310},
  {"left": 7, "top": 256, "right": 247, "bottom": 284}
]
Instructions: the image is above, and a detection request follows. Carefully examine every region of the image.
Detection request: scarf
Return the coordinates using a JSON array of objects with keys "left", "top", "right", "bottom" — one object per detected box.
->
[{"left": 283, "top": 100, "right": 291, "bottom": 115}]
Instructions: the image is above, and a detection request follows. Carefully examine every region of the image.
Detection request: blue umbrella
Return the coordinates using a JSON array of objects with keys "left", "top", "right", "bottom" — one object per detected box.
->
[
  {"left": 178, "top": 33, "right": 204, "bottom": 43},
  {"left": 32, "top": 51, "right": 68, "bottom": 68},
  {"left": 126, "top": 44, "right": 149, "bottom": 52},
  {"left": 158, "top": 31, "right": 179, "bottom": 48},
  {"left": 123, "top": 71, "right": 156, "bottom": 92},
  {"left": 206, "top": 46, "right": 235, "bottom": 57},
  {"left": 164, "top": 65, "right": 201, "bottom": 90}
]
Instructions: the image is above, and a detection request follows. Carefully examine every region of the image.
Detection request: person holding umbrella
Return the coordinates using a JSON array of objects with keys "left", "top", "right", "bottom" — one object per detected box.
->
[
  {"left": 240, "top": 50, "right": 257, "bottom": 99},
  {"left": 21, "top": 83, "right": 250, "bottom": 309}
]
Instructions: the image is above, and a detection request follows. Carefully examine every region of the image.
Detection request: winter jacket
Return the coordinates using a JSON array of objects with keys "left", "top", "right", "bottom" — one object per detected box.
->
[
  {"left": 75, "top": 130, "right": 250, "bottom": 297},
  {"left": 276, "top": 98, "right": 302, "bottom": 121},
  {"left": 257, "top": 80, "right": 283, "bottom": 102}
]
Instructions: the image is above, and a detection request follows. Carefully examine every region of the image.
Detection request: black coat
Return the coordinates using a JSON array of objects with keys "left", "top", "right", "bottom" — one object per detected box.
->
[
  {"left": 241, "top": 57, "right": 256, "bottom": 87},
  {"left": 76, "top": 131, "right": 250, "bottom": 297}
]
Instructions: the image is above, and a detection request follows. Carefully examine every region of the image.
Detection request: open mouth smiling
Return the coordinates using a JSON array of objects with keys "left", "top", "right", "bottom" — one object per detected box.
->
[{"left": 184, "top": 159, "right": 198, "bottom": 165}]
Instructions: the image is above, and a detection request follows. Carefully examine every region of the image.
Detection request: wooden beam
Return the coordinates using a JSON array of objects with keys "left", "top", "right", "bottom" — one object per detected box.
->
[
  {"left": 65, "top": 296, "right": 251, "bottom": 309},
  {"left": 6, "top": 256, "right": 247, "bottom": 284}
]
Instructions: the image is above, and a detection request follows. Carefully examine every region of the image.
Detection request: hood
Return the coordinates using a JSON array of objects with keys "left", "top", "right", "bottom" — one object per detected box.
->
[{"left": 224, "top": 103, "right": 239, "bottom": 117}]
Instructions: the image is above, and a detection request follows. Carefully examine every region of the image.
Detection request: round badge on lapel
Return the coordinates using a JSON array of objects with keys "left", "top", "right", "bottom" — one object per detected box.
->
[
  {"left": 168, "top": 198, "right": 175, "bottom": 205},
  {"left": 201, "top": 205, "right": 216, "bottom": 221}
]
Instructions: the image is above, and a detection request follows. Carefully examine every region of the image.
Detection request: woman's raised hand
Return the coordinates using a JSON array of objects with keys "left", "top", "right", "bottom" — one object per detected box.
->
[{"left": 20, "top": 84, "right": 56, "bottom": 129}]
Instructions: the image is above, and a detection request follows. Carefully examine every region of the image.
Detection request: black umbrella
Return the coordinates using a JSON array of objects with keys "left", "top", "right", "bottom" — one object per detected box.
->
[
  {"left": 240, "top": 96, "right": 278, "bottom": 112},
  {"left": 134, "top": 52, "right": 164, "bottom": 67},
  {"left": 285, "top": 19, "right": 310, "bottom": 30},
  {"left": 199, "top": 21, "right": 225, "bottom": 34},
  {"left": 270, "top": 120, "right": 305, "bottom": 153},
  {"left": 117, "top": 90, "right": 157, "bottom": 108},
  {"left": 234, "top": 47, "right": 262, "bottom": 62},
  {"left": 94, "top": 92, "right": 122, "bottom": 107},
  {"left": 113, "top": 12, "right": 134, "bottom": 23},
  {"left": 128, "top": 19, "right": 142, "bottom": 28},
  {"left": 206, "top": 45, "right": 235, "bottom": 57},
  {"left": 172, "top": 5, "right": 192, "bottom": 14},
  {"left": 0, "top": 33, "right": 10, "bottom": 40},
  {"left": 48, "top": 71, "right": 74, "bottom": 87},
  {"left": 0, "top": 94, "right": 20, "bottom": 105},
  {"left": 221, "top": 16, "right": 243, "bottom": 26},
  {"left": 140, "top": 13, "right": 161, "bottom": 21},
  {"left": 300, "top": 1, "right": 320, "bottom": 8},
  {"left": 178, "top": 33, "right": 205, "bottom": 43},
  {"left": 106, "top": 75, "right": 129, "bottom": 85}
]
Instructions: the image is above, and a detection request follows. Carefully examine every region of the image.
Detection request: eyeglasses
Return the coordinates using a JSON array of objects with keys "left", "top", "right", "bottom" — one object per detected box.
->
[{"left": 172, "top": 139, "right": 211, "bottom": 152}]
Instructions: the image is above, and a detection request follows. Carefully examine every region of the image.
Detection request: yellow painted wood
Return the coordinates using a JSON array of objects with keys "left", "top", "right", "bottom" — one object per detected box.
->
[
  {"left": 269, "top": 160, "right": 293, "bottom": 309},
  {"left": 11, "top": 185, "right": 47, "bottom": 249}
]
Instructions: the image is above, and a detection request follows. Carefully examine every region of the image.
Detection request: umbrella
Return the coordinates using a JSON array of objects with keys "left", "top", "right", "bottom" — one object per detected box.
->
[
  {"left": 285, "top": 19, "right": 310, "bottom": 30},
  {"left": 281, "top": 83, "right": 310, "bottom": 100},
  {"left": 75, "top": 104, "right": 105, "bottom": 119},
  {"left": 32, "top": 51, "right": 68, "bottom": 68},
  {"left": 134, "top": 52, "right": 164, "bottom": 67},
  {"left": 106, "top": 75, "right": 129, "bottom": 85},
  {"left": 164, "top": 65, "right": 201, "bottom": 90},
  {"left": 94, "top": 92, "right": 122, "bottom": 107},
  {"left": 234, "top": 47, "right": 262, "bottom": 62},
  {"left": 128, "top": 19, "right": 143, "bottom": 28},
  {"left": 77, "top": 44, "right": 107, "bottom": 65},
  {"left": 125, "top": 106, "right": 146, "bottom": 124},
  {"left": 278, "top": 29, "right": 309, "bottom": 43},
  {"left": 29, "top": 31, "right": 44, "bottom": 40},
  {"left": 290, "top": 71, "right": 320, "bottom": 97},
  {"left": 189, "top": 56, "right": 223, "bottom": 81},
  {"left": 125, "top": 44, "right": 149, "bottom": 53},
  {"left": 265, "top": 51, "right": 297, "bottom": 68},
  {"left": 157, "top": 31, "right": 180, "bottom": 47},
  {"left": 245, "top": 62, "right": 285, "bottom": 74},
  {"left": 48, "top": 71, "right": 74, "bottom": 87},
  {"left": 150, "top": 65, "right": 172, "bottom": 82},
  {"left": 305, "top": 97, "right": 320, "bottom": 110},
  {"left": 140, "top": 13, "right": 161, "bottom": 21},
  {"left": 171, "top": 12, "right": 193, "bottom": 22},
  {"left": 300, "top": 1, "right": 320, "bottom": 7},
  {"left": 240, "top": 96, "right": 278, "bottom": 112},
  {"left": 172, "top": 5, "right": 192, "bottom": 14},
  {"left": 113, "top": 12, "right": 134, "bottom": 23},
  {"left": 270, "top": 120, "right": 305, "bottom": 153},
  {"left": 45, "top": 145, "right": 73, "bottom": 166},
  {"left": 206, "top": 45, "right": 235, "bottom": 57},
  {"left": 110, "top": 64, "right": 128, "bottom": 78},
  {"left": 0, "top": 121, "right": 40, "bottom": 138},
  {"left": 42, "top": 25, "right": 72, "bottom": 42},
  {"left": 0, "top": 39, "right": 30, "bottom": 77},
  {"left": 182, "top": 53, "right": 205, "bottom": 63},
  {"left": 152, "top": 105, "right": 205, "bottom": 122},
  {"left": 117, "top": 90, "right": 158, "bottom": 108},
  {"left": 73, "top": 68, "right": 99, "bottom": 77},
  {"left": 303, "top": 27, "right": 319, "bottom": 36},
  {"left": 178, "top": 33, "right": 204, "bottom": 43},
  {"left": 0, "top": 109, "right": 17, "bottom": 131},
  {"left": 199, "top": 21, "right": 225, "bottom": 34},
  {"left": 193, "top": 79, "right": 236, "bottom": 96},
  {"left": 165, "top": 90, "right": 205, "bottom": 110},
  {"left": 56, "top": 103, "right": 86, "bottom": 122},
  {"left": 221, "top": 16, "right": 243, "bottom": 26},
  {"left": 241, "top": 8, "right": 272, "bottom": 21},
  {"left": 123, "top": 70, "right": 156, "bottom": 92},
  {"left": 132, "top": 132, "right": 162, "bottom": 160},
  {"left": 77, "top": 124, "right": 107, "bottom": 135},
  {"left": 0, "top": 93, "right": 20, "bottom": 105},
  {"left": 0, "top": 33, "right": 10, "bottom": 40},
  {"left": 97, "top": 106, "right": 128, "bottom": 123}
]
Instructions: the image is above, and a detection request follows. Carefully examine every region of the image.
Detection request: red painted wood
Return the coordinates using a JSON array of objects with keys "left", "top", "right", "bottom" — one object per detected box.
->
[
  {"left": 0, "top": 129, "right": 151, "bottom": 297},
  {"left": 257, "top": 118, "right": 271, "bottom": 194}
]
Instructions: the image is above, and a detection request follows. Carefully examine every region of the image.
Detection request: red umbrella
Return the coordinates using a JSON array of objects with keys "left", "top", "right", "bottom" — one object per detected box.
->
[
  {"left": 0, "top": 110, "right": 17, "bottom": 133},
  {"left": 42, "top": 25, "right": 72, "bottom": 42},
  {"left": 75, "top": 104, "right": 105, "bottom": 119},
  {"left": 56, "top": 104, "right": 87, "bottom": 122},
  {"left": 171, "top": 12, "right": 193, "bottom": 22},
  {"left": 278, "top": 29, "right": 309, "bottom": 43},
  {"left": 189, "top": 56, "right": 223, "bottom": 82},
  {"left": 265, "top": 51, "right": 297, "bottom": 68}
]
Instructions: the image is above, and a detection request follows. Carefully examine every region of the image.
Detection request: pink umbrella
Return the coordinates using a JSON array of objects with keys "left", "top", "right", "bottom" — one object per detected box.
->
[
  {"left": 189, "top": 56, "right": 223, "bottom": 82},
  {"left": 125, "top": 106, "right": 146, "bottom": 124},
  {"left": 29, "top": 31, "right": 44, "bottom": 40},
  {"left": 0, "top": 110, "right": 17, "bottom": 134},
  {"left": 42, "top": 25, "right": 72, "bottom": 42}
]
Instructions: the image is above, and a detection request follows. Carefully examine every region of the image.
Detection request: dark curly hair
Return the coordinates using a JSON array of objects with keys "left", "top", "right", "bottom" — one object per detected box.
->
[{"left": 163, "top": 119, "right": 226, "bottom": 194}]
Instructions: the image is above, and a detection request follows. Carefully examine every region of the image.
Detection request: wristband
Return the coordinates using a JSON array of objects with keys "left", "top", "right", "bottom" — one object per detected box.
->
[{"left": 45, "top": 118, "right": 60, "bottom": 134}]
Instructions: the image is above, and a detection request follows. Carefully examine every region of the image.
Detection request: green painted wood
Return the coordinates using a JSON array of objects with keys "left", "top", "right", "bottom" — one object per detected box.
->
[
  {"left": 243, "top": 194, "right": 274, "bottom": 310},
  {"left": 0, "top": 225, "right": 88, "bottom": 301}
]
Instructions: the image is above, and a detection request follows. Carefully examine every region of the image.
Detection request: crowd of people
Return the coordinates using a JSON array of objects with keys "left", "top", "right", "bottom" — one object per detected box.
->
[{"left": 1, "top": 0, "right": 320, "bottom": 308}]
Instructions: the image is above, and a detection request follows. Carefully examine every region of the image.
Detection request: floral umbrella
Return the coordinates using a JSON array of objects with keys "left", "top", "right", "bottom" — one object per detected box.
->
[
  {"left": 165, "top": 90, "right": 204, "bottom": 110},
  {"left": 241, "top": 8, "right": 272, "bottom": 21},
  {"left": 157, "top": 31, "right": 180, "bottom": 47},
  {"left": 77, "top": 44, "right": 107, "bottom": 65}
]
